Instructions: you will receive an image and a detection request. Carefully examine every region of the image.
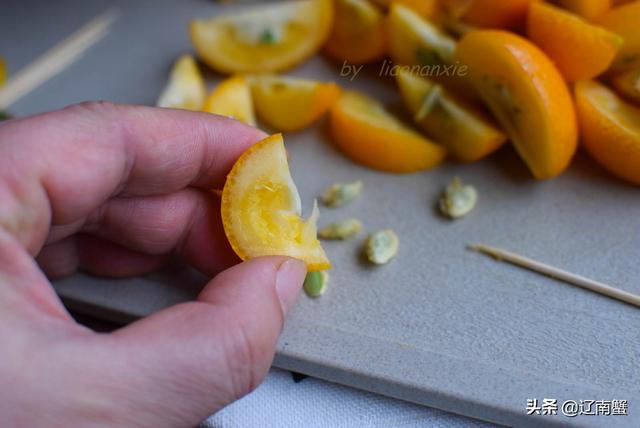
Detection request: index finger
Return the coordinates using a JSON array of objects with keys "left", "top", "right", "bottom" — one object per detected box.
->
[{"left": 0, "top": 102, "right": 266, "bottom": 253}]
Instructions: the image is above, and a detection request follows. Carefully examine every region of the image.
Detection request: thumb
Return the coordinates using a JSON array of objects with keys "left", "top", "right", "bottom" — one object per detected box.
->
[{"left": 89, "top": 256, "right": 306, "bottom": 427}]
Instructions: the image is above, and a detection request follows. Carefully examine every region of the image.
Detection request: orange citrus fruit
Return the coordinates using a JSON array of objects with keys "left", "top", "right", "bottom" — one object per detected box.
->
[
  {"left": 556, "top": 0, "right": 611, "bottom": 20},
  {"left": 611, "top": 68, "right": 640, "bottom": 104},
  {"left": 456, "top": 30, "right": 578, "bottom": 179},
  {"left": 574, "top": 80, "right": 640, "bottom": 185},
  {"left": 156, "top": 55, "right": 206, "bottom": 111},
  {"left": 221, "top": 134, "right": 331, "bottom": 270},
  {"left": 190, "top": 0, "right": 333, "bottom": 74},
  {"left": 396, "top": 68, "right": 506, "bottom": 162},
  {"left": 323, "top": 0, "right": 386, "bottom": 64},
  {"left": 597, "top": 1, "right": 640, "bottom": 71},
  {"left": 526, "top": 1, "right": 622, "bottom": 82},
  {"left": 442, "top": 0, "right": 532, "bottom": 29},
  {"left": 329, "top": 90, "right": 446, "bottom": 173},
  {"left": 203, "top": 75, "right": 256, "bottom": 126},
  {"left": 250, "top": 75, "right": 340, "bottom": 132},
  {"left": 371, "top": 0, "right": 439, "bottom": 19},
  {"left": 387, "top": 3, "right": 456, "bottom": 67}
]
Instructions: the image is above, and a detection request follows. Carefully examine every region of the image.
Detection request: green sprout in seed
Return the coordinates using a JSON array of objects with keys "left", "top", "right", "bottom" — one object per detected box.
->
[{"left": 260, "top": 28, "right": 277, "bottom": 44}]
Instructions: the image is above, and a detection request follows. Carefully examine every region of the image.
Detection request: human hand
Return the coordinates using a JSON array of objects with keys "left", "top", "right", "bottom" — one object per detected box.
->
[{"left": 0, "top": 102, "right": 307, "bottom": 427}]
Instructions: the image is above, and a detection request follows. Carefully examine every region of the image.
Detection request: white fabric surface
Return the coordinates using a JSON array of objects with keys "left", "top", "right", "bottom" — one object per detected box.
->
[{"left": 201, "top": 368, "right": 497, "bottom": 428}]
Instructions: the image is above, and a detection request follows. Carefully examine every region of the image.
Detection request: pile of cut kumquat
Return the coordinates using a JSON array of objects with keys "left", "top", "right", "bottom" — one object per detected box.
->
[{"left": 155, "top": 0, "right": 640, "bottom": 279}]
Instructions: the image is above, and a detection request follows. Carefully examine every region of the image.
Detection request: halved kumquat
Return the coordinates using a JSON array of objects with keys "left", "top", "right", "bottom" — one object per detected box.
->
[
  {"left": 190, "top": 0, "right": 334, "bottom": 74},
  {"left": 203, "top": 75, "right": 256, "bottom": 126},
  {"left": 324, "top": 0, "right": 387, "bottom": 64},
  {"left": 597, "top": 1, "right": 640, "bottom": 71},
  {"left": 527, "top": 1, "right": 622, "bottom": 82},
  {"left": 456, "top": 30, "right": 578, "bottom": 179},
  {"left": 371, "top": 0, "right": 439, "bottom": 19},
  {"left": 221, "top": 134, "right": 331, "bottom": 270},
  {"left": 556, "top": 0, "right": 611, "bottom": 20},
  {"left": 387, "top": 3, "right": 456, "bottom": 67},
  {"left": 157, "top": 55, "right": 206, "bottom": 111},
  {"left": 329, "top": 91, "right": 446, "bottom": 173},
  {"left": 251, "top": 75, "right": 340, "bottom": 132},
  {"left": 575, "top": 80, "right": 640, "bottom": 185},
  {"left": 442, "top": 0, "right": 532, "bottom": 30},
  {"left": 396, "top": 69, "right": 506, "bottom": 162}
]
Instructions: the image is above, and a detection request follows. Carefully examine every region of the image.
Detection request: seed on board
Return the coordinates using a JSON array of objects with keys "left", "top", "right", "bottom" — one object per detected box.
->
[
  {"left": 318, "top": 218, "right": 363, "bottom": 240},
  {"left": 439, "top": 177, "right": 477, "bottom": 219},
  {"left": 303, "top": 271, "right": 329, "bottom": 297},
  {"left": 364, "top": 229, "right": 399, "bottom": 265},
  {"left": 321, "top": 180, "right": 363, "bottom": 208}
]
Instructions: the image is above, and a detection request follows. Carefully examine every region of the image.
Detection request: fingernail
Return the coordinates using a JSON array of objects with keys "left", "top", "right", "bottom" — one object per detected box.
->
[{"left": 275, "top": 259, "right": 307, "bottom": 316}]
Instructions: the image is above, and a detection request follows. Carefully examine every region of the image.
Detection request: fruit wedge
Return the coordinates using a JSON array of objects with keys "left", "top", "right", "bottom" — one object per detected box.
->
[
  {"left": 597, "top": 1, "right": 640, "bottom": 71},
  {"left": 250, "top": 75, "right": 340, "bottom": 132},
  {"left": 456, "top": 30, "right": 578, "bottom": 179},
  {"left": 329, "top": 91, "right": 446, "bottom": 173},
  {"left": 157, "top": 55, "right": 206, "bottom": 111},
  {"left": 556, "top": 0, "right": 611, "bottom": 20},
  {"left": 324, "top": 0, "right": 386, "bottom": 64},
  {"left": 387, "top": 3, "right": 456, "bottom": 67},
  {"left": 203, "top": 75, "right": 256, "bottom": 126},
  {"left": 190, "top": 0, "right": 333, "bottom": 74},
  {"left": 441, "top": 0, "right": 532, "bottom": 29},
  {"left": 527, "top": 1, "right": 622, "bottom": 82},
  {"left": 221, "top": 134, "right": 331, "bottom": 270},
  {"left": 575, "top": 80, "right": 640, "bottom": 185},
  {"left": 396, "top": 69, "right": 506, "bottom": 162},
  {"left": 370, "top": 0, "right": 439, "bottom": 19},
  {"left": 611, "top": 68, "right": 640, "bottom": 104}
]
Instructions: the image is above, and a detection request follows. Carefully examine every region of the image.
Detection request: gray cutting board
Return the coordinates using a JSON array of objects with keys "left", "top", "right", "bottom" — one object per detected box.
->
[{"left": 3, "top": 0, "right": 639, "bottom": 426}]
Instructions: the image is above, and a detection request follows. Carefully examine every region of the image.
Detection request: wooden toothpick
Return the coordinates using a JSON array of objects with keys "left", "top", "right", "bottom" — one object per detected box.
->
[
  {"left": 468, "top": 243, "right": 640, "bottom": 308},
  {"left": 0, "top": 9, "right": 118, "bottom": 109}
]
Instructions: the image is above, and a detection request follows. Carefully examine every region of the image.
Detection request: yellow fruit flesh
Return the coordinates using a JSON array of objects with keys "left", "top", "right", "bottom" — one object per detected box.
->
[
  {"left": 157, "top": 55, "right": 206, "bottom": 111},
  {"left": 388, "top": 3, "right": 457, "bottom": 66},
  {"left": 371, "top": 0, "right": 439, "bottom": 19},
  {"left": 203, "top": 75, "right": 256, "bottom": 126},
  {"left": 340, "top": 91, "right": 406, "bottom": 131},
  {"left": 526, "top": 1, "right": 622, "bottom": 82},
  {"left": 221, "top": 134, "right": 330, "bottom": 270},
  {"left": 597, "top": 1, "right": 640, "bottom": 71},
  {"left": 396, "top": 69, "right": 506, "bottom": 162},
  {"left": 190, "top": 0, "right": 333, "bottom": 73},
  {"left": 575, "top": 80, "right": 640, "bottom": 185},
  {"left": 250, "top": 75, "right": 340, "bottom": 131},
  {"left": 324, "top": 0, "right": 387, "bottom": 64},
  {"left": 330, "top": 91, "right": 446, "bottom": 173},
  {"left": 457, "top": 31, "right": 578, "bottom": 179}
]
